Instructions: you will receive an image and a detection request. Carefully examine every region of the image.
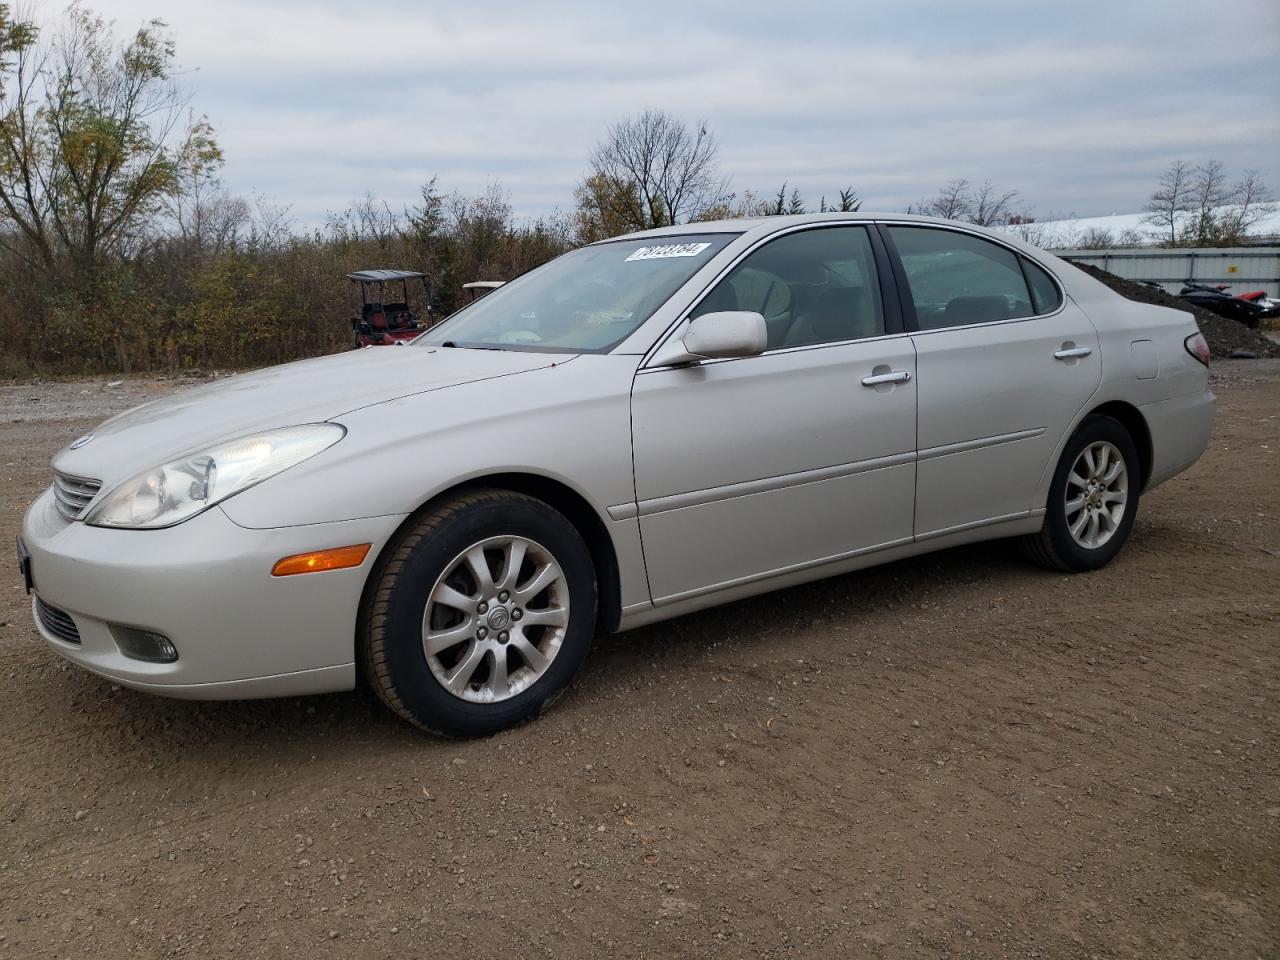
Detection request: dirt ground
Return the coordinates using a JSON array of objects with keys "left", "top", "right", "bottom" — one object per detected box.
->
[{"left": 0, "top": 364, "right": 1276, "bottom": 960}]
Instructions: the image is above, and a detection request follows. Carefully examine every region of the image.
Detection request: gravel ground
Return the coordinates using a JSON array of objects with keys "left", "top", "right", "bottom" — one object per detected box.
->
[
  {"left": 0, "top": 363, "right": 1276, "bottom": 959},
  {"left": 0, "top": 374, "right": 217, "bottom": 425}
]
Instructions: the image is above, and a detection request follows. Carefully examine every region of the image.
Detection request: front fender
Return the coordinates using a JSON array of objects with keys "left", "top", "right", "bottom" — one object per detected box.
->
[{"left": 219, "top": 356, "right": 640, "bottom": 530}]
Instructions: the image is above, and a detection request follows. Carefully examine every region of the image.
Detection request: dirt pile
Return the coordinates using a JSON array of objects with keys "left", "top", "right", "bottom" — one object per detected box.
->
[{"left": 1067, "top": 260, "right": 1279, "bottom": 359}]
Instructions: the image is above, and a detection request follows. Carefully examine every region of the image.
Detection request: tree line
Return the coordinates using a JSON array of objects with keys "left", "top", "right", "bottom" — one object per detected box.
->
[
  {"left": 1141, "top": 160, "right": 1274, "bottom": 247},
  {"left": 1, "top": 5, "right": 1274, "bottom": 376}
]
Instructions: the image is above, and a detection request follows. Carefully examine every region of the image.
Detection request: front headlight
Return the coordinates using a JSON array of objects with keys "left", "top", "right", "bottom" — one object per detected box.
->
[{"left": 85, "top": 424, "right": 345, "bottom": 529}]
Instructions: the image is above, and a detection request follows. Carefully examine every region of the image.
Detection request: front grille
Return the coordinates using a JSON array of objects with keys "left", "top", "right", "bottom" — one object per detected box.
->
[
  {"left": 52, "top": 472, "right": 102, "bottom": 520},
  {"left": 36, "top": 597, "right": 81, "bottom": 645}
]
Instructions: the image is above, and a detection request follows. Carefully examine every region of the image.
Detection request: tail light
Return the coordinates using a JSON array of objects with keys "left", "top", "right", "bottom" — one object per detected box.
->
[{"left": 1184, "top": 331, "right": 1210, "bottom": 366}]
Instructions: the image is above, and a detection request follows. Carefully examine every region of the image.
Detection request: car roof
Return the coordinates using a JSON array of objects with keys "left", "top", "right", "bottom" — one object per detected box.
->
[
  {"left": 597, "top": 212, "right": 878, "bottom": 242},
  {"left": 598, "top": 212, "right": 1079, "bottom": 271},
  {"left": 347, "top": 269, "right": 425, "bottom": 283},
  {"left": 596, "top": 211, "right": 1018, "bottom": 243}
]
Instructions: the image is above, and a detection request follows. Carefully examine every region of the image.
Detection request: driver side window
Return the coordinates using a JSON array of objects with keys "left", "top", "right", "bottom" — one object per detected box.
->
[{"left": 690, "top": 226, "right": 886, "bottom": 350}]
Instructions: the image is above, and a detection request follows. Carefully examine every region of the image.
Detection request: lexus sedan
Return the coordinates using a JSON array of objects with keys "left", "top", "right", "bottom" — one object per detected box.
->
[{"left": 19, "top": 214, "right": 1216, "bottom": 736}]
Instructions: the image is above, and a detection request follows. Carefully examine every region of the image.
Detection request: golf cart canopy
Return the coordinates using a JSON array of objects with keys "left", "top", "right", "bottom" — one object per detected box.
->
[
  {"left": 462, "top": 281, "right": 505, "bottom": 291},
  {"left": 348, "top": 269, "right": 426, "bottom": 283}
]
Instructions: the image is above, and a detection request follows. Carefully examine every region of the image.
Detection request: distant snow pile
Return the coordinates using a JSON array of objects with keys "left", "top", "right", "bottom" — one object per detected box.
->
[{"left": 997, "top": 207, "right": 1280, "bottom": 251}]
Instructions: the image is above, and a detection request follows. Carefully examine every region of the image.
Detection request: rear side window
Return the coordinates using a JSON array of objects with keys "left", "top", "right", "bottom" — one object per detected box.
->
[
  {"left": 1022, "top": 257, "right": 1063, "bottom": 314},
  {"left": 888, "top": 226, "right": 1033, "bottom": 331}
]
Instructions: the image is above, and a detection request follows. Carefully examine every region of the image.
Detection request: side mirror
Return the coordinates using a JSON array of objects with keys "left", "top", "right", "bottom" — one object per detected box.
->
[{"left": 652, "top": 311, "right": 768, "bottom": 366}]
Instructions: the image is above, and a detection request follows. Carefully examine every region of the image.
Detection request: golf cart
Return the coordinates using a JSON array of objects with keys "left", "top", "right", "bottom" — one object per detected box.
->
[
  {"left": 462, "top": 280, "right": 505, "bottom": 303},
  {"left": 349, "top": 269, "right": 430, "bottom": 347}
]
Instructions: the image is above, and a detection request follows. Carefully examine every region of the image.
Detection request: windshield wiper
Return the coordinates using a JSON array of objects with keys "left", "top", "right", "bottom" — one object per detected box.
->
[{"left": 437, "top": 340, "right": 505, "bottom": 351}]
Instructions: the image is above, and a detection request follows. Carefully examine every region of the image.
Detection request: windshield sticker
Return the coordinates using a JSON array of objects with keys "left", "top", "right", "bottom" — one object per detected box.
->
[{"left": 624, "top": 242, "right": 712, "bottom": 262}]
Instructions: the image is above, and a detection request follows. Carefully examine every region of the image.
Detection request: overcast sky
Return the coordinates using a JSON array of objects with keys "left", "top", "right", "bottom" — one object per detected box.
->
[{"left": 70, "top": 0, "right": 1280, "bottom": 226}]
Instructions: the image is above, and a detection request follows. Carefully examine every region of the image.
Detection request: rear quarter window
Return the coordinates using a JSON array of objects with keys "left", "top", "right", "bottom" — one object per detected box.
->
[{"left": 1022, "top": 257, "right": 1063, "bottom": 314}]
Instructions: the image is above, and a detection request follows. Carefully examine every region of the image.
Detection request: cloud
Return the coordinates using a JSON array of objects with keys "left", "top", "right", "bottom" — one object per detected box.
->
[{"left": 74, "top": 0, "right": 1280, "bottom": 224}]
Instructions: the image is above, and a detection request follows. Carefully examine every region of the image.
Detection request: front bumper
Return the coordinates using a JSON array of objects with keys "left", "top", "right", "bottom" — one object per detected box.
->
[{"left": 20, "top": 487, "right": 406, "bottom": 699}]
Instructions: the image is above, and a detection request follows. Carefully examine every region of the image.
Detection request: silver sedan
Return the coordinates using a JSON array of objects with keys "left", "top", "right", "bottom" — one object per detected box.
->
[{"left": 20, "top": 214, "right": 1216, "bottom": 735}]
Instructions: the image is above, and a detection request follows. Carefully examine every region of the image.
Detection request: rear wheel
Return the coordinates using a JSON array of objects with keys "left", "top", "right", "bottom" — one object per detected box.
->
[
  {"left": 1020, "top": 415, "right": 1140, "bottom": 572},
  {"left": 360, "top": 490, "right": 596, "bottom": 736}
]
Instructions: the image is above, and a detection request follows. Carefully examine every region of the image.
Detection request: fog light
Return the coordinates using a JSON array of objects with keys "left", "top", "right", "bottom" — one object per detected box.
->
[{"left": 111, "top": 625, "right": 179, "bottom": 663}]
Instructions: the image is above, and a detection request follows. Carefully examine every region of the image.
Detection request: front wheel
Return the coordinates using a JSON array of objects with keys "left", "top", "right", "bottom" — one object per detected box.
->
[
  {"left": 359, "top": 490, "right": 596, "bottom": 736},
  {"left": 1020, "top": 415, "right": 1140, "bottom": 572}
]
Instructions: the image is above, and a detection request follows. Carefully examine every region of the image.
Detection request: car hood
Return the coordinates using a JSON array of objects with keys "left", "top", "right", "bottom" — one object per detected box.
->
[{"left": 51, "top": 346, "right": 570, "bottom": 489}]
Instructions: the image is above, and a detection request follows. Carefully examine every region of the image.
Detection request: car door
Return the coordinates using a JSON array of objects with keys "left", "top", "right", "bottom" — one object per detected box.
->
[
  {"left": 630, "top": 224, "right": 918, "bottom": 604},
  {"left": 882, "top": 223, "right": 1101, "bottom": 538}
]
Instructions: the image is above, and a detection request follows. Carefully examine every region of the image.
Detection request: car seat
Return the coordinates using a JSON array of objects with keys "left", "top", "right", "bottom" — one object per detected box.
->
[
  {"left": 696, "top": 282, "right": 739, "bottom": 316},
  {"left": 782, "top": 286, "right": 876, "bottom": 347},
  {"left": 937, "top": 296, "right": 1011, "bottom": 328}
]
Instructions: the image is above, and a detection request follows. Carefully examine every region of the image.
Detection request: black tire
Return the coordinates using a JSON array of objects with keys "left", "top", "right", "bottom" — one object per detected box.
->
[
  {"left": 359, "top": 489, "right": 596, "bottom": 736},
  {"left": 1019, "top": 415, "right": 1141, "bottom": 573}
]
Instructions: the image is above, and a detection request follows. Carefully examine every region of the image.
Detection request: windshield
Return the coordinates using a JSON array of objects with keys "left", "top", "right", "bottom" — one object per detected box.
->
[{"left": 420, "top": 234, "right": 737, "bottom": 353}]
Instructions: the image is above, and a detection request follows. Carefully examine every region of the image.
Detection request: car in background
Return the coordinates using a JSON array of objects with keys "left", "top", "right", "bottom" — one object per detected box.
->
[{"left": 20, "top": 213, "right": 1215, "bottom": 736}]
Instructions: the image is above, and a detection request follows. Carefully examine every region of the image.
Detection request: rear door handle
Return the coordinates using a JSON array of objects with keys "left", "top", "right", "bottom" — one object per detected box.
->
[
  {"left": 1054, "top": 346, "right": 1092, "bottom": 360},
  {"left": 861, "top": 370, "right": 912, "bottom": 386}
]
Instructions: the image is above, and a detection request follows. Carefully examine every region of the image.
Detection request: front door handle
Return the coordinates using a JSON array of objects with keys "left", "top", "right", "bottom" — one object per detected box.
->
[
  {"left": 861, "top": 370, "right": 912, "bottom": 386},
  {"left": 1054, "top": 346, "right": 1092, "bottom": 360}
]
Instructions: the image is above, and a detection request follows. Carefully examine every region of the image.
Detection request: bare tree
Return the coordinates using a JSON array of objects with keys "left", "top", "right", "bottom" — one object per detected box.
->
[
  {"left": 323, "top": 194, "right": 402, "bottom": 250},
  {"left": 916, "top": 178, "right": 1020, "bottom": 225},
  {"left": 1142, "top": 160, "right": 1193, "bottom": 246},
  {"left": 164, "top": 126, "right": 247, "bottom": 256},
  {"left": 167, "top": 176, "right": 248, "bottom": 255},
  {"left": 1077, "top": 227, "right": 1115, "bottom": 250},
  {"left": 580, "top": 110, "right": 724, "bottom": 233},
  {"left": 1145, "top": 161, "right": 1275, "bottom": 248},
  {"left": 1217, "top": 169, "right": 1276, "bottom": 244},
  {"left": 0, "top": 5, "right": 221, "bottom": 274},
  {"left": 968, "top": 179, "right": 1020, "bottom": 227},
  {"left": 447, "top": 182, "right": 513, "bottom": 251},
  {"left": 1115, "top": 227, "right": 1145, "bottom": 248},
  {"left": 918, "top": 178, "right": 972, "bottom": 221},
  {"left": 246, "top": 194, "right": 293, "bottom": 251},
  {"left": 1005, "top": 219, "right": 1050, "bottom": 247},
  {"left": 1186, "top": 160, "right": 1234, "bottom": 245}
]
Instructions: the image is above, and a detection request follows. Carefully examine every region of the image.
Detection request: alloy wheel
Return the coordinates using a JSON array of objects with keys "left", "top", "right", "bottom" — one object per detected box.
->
[
  {"left": 422, "top": 536, "right": 569, "bottom": 703},
  {"left": 1065, "top": 440, "right": 1129, "bottom": 550}
]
